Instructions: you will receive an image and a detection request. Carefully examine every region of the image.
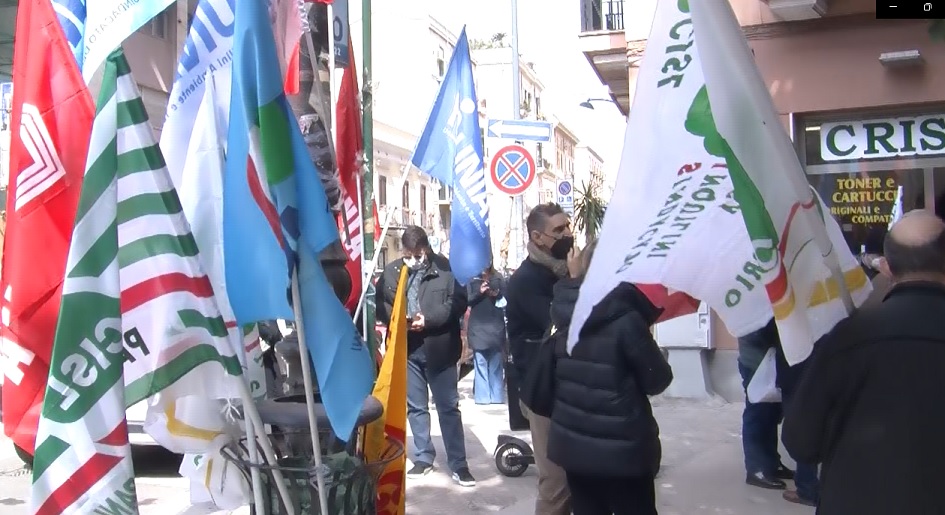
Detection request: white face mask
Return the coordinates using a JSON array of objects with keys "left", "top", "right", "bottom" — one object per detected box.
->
[{"left": 403, "top": 254, "right": 427, "bottom": 270}]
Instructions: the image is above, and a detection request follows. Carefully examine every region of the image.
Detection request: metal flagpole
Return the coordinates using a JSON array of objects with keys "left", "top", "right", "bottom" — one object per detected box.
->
[
  {"left": 291, "top": 273, "right": 331, "bottom": 515},
  {"left": 361, "top": 0, "right": 377, "bottom": 354},
  {"left": 354, "top": 163, "right": 412, "bottom": 320},
  {"left": 327, "top": 3, "right": 338, "bottom": 143},
  {"left": 509, "top": 0, "right": 525, "bottom": 267}
]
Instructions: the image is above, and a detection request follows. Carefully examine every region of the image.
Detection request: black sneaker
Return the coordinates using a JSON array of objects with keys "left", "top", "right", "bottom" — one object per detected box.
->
[
  {"left": 452, "top": 468, "right": 476, "bottom": 487},
  {"left": 406, "top": 462, "right": 433, "bottom": 477}
]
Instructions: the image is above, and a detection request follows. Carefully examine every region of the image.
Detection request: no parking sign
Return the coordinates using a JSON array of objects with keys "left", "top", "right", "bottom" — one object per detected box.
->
[{"left": 490, "top": 145, "right": 535, "bottom": 197}]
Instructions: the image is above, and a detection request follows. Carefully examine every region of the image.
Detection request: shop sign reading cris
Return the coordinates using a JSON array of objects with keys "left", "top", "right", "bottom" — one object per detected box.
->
[{"left": 820, "top": 114, "right": 945, "bottom": 161}]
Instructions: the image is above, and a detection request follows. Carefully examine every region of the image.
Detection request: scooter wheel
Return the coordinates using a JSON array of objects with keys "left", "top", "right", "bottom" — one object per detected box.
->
[{"left": 494, "top": 442, "right": 528, "bottom": 477}]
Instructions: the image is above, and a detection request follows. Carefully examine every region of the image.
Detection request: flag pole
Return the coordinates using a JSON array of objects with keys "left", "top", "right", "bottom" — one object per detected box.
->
[
  {"left": 236, "top": 375, "right": 297, "bottom": 515},
  {"left": 204, "top": 66, "right": 269, "bottom": 512},
  {"left": 327, "top": 3, "right": 338, "bottom": 145},
  {"left": 237, "top": 338, "right": 267, "bottom": 513},
  {"left": 354, "top": 163, "right": 413, "bottom": 320},
  {"left": 290, "top": 271, "right": 331, "bottom": 515},
  {"left": 361, "top": 0, "right": 377, "bottom": 355},
  {"left": 355, "top": 173, "right": 369, "bottom": 339}
]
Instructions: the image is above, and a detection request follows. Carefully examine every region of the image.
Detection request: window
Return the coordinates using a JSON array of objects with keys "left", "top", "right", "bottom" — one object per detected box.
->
[
  {"left": 378, "top": 175, "right": 388, "bottom": 206},
  {"left": 138, "top": 7, "right": 169, "bottom": 39},
  {"left": 402, "top": 182, "right": 410, "bottom": 209},
  {"left": 535, "top": 96, "right": 542, "bottom": 118},
  {"left": 801, "top": 116, "right": 930, "bottom": 255},
  {"left": 436, "top": 46, "right": 446, "bottom": 78},
  {"left": 437, "top": 180, "right": 450, "bottom": 201},
  {"left": 536, "top": 143, "right": 544, "bottom": 163},
  {"left": 420, "top": 186, "right": 428, "bottom": 225}
]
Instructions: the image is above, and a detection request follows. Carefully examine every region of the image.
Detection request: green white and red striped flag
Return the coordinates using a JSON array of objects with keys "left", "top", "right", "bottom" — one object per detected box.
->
[
  {"left": 569, "top": 0, "right": 872, "bottom": 365},
  {"left": 30, "top": 49, "right": 244, "bottom": 515}
]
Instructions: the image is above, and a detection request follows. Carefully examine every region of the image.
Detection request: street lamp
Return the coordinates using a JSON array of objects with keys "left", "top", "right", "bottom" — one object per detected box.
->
[{"left": 579, "top": 97, "right": 618, "bottom": 110}]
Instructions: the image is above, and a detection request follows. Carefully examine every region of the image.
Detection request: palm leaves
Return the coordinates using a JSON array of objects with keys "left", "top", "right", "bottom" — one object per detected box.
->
[{"left": 573, "top": 181, "right": 607, "bottom": 242}]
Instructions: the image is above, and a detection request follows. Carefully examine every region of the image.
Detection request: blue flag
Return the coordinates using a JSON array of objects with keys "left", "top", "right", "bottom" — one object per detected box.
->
[
  {"left": 411, "top": 28, "right": 491, "bottom": 286},
  {"left": 52, "top": 0, "right": 86, "bottom": 68},
  {"left": 224, "top": 0, "right": 373, "bottom": 441}
]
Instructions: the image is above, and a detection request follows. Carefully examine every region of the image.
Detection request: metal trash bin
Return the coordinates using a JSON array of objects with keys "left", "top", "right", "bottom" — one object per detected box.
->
[
  {"left": 222, "top": 434, "right": 403, "bottom": 515},
  {"left": 225, "top": 395, "right": 400, "bottom": 514}
]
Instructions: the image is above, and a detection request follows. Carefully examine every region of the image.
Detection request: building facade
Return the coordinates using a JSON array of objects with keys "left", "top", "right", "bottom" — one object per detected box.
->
[
  {"left": 350, "top": 7, "right": 472, "bottom": 265},
  {"left": 579, "top": 0, "right": 945, "bottom": 399},
  {"left": 551, "top": 118, "right": 579, "bottom": 207},
  {"left": 472, "top": 46, "right": 548, "bottom": 268}
]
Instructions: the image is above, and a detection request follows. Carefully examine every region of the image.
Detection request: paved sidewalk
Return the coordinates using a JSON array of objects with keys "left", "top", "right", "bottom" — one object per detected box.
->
[
  {"left": 0, "top": 375, "right": 815, "bottom": 514},
  {"left": 401, "top": 377, "right": 813, "bottom": 514}
]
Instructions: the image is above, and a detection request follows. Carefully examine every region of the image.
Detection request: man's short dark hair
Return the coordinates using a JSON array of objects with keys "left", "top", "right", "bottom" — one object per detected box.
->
[
  {"left": 526, "top": 203, "right": 565, "bottom": 236},
  {"left": 401, "top": 225, "right": 430, "bottom": 252},
  {"left": 883, "top": 226, "right": 945, "bottom": 277}
]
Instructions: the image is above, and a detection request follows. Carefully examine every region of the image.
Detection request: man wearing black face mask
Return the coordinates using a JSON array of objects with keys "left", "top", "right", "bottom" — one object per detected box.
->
[
  {"left": 374, "top": 226, "right": 474, "bottom": 486},
  {"left": 506, "top": 202, "right": 574, "bottom": 515}
]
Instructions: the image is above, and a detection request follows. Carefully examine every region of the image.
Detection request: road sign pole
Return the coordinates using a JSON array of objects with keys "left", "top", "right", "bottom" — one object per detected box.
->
[{"left": 510, "top": 0, "right": 525, "bottom": 268}]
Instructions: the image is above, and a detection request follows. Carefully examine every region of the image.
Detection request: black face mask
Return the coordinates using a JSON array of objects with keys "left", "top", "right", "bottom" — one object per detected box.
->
[{"left": 549, "top": 235, "right": 574, "bottom": 260}]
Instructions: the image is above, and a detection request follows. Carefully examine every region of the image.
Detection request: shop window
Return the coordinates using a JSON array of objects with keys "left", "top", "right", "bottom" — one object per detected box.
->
[
  {"left": 808, "top": 170, "right": 922, "bottom": 255},
  {"left": 800, "top": 115, "right": 943, "bottom": 256}
]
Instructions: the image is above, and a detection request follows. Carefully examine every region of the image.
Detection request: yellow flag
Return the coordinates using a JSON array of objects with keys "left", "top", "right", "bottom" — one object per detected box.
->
[{"left": 365, "top": 266, "right": 408, "bottom": 515}]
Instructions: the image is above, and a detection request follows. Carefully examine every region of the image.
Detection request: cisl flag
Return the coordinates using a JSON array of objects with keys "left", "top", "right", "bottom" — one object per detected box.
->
[
  {"left": 31, "top": 49, "right": 244, "bottom": 515},
  {"left": 568, "top": 0, "right": 871, "bottom": 364},
  {"left": 1, "top": 0, "right": 94, "bottom": 454}
]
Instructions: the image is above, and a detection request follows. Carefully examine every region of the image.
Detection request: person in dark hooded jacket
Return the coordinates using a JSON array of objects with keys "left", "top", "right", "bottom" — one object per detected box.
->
[{"left": 547, "top": 241, "right": 674, "bottom": 515}]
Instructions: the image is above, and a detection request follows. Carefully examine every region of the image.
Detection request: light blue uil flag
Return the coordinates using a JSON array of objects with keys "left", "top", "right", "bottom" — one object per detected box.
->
[
  {"left": 411, "top": 27, "right": 492, "bottom": 286},
  {"left": 82, "top": 0, "right": 176, "bottom": 83},
  {"left": 52, "top": 0, "right": 86, "bottom": 69}
]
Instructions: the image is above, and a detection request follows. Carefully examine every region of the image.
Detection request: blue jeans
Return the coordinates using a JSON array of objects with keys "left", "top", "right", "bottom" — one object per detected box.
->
[
  {"left": 473, "top": 348, "right": 505, "bottom": 404},
  {"left": 406, "top": 348, "right": 468, "bottom": 473},
  {"left": 738, "top": 361, "right": 783, "bottom": 476}
]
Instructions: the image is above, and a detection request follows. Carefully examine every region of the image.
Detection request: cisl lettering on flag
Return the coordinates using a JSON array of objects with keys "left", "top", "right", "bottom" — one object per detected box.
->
[{"left": 45, "top": 323, "right": 151, "bottom": 412}]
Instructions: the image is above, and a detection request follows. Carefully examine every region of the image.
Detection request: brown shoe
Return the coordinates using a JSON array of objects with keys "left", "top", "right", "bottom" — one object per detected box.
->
[{"left": 783, "top": 490, "right": 817, "bottom": 507}]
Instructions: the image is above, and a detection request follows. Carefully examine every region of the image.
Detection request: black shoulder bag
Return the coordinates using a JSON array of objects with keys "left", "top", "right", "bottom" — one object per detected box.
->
[{"left": 520, "top": 327, "right": 560, "bottom": 418}]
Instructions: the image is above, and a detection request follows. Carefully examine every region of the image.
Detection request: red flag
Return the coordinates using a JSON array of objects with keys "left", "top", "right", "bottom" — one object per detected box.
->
[
  {"left": 636, "top": 284, "right": 701, "bottom": 323},
  {"left": 335, "top": 41, "right": 363, "bottom": 312},
  {"left": 0, "top": 0, "right": 94, "bottom": 453},
  {"left": 284, "top": 43, "right": 301, "bottom": 95},
  {"left": 272, "top": 0, "right": 303, "bottom": 95},
  {"left": 373, "top": 201, "right": 381, "bottom": 242}
]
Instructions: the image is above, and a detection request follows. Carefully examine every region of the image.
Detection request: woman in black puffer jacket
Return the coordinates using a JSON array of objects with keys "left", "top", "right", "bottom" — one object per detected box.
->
[{"left": 547, "top": 242, "right": 674, "bottom": 515}]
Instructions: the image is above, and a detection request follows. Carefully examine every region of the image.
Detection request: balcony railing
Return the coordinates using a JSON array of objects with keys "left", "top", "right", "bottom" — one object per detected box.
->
[{"left": 580, "top": 0, "right": 625, "bottom": 32}]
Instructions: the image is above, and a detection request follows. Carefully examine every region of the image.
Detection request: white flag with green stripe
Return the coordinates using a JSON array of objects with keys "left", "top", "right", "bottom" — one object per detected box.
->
[{"left": 30, "top": 49, "right": 244, "bottom": 515}]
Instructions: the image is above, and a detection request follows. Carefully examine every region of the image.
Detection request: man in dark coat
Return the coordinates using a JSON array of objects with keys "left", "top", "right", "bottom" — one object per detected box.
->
[
  {"left": 374, "top": 226, "right": 473, "bottom": 486},
  {"left": 783, "top": 210, "right": 945, "bottom": 515},
  {"left": 505, "top": 202, "right": 573, "bottom": 515}
]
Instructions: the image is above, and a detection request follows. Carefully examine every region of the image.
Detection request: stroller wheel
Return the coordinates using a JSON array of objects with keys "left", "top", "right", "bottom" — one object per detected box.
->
[{"left": 494, "top": 442, "right": 528, "bottom": 477}]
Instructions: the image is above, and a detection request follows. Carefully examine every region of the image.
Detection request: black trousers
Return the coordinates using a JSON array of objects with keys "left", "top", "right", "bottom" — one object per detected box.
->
[{"left": 566, "top": 472, "right": 657, "bottom": 515}]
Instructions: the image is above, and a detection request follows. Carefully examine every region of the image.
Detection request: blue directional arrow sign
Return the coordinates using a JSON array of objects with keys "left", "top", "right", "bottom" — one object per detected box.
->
[{"left": 487, "top": 118, "right": 553, "bottom": 142}]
